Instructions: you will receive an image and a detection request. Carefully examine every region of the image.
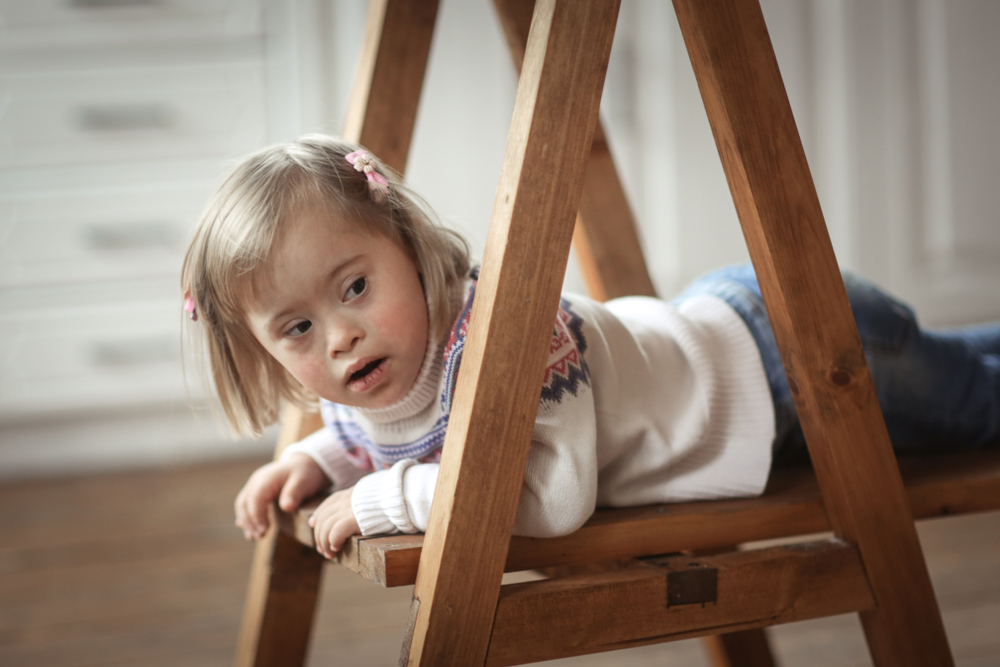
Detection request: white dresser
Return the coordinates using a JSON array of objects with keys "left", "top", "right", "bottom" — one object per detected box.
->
[{"left": 0, "top": 0, "right": 323, "bottom": 476}]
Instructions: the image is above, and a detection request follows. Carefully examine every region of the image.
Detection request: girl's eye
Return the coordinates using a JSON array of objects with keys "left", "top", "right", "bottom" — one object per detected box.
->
[
  {"left": 285, "top": 320, "right": 312, "bottom": 338},
  {"left": 345, "top": 277, "right": 367, "bottom": 300}
]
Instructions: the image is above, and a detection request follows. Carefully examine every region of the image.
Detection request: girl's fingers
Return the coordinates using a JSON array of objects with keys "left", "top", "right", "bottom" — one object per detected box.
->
[
  {"left": 315, "top": 516, "right": 336, "bottom": 558},
  {"left": 235, "top": 485, "right": 268, "bottom": 540},
  {"left": 235, "top": 488, "right": 259, "bottom": 539},
  {"left": 313, "top": 513, "right": 340, "bottom": 558},
  {"left": 279, "top": 467, "right": 315, "bottom": 512},
  {"left": 329, "top": 521, "right": 350, "bottom": 553},
  {"left": 234, "top": 462, "right": 296, "bottom": 540},
  {"left": 304, "top": 486, "right": 357, "bottom": 557}
]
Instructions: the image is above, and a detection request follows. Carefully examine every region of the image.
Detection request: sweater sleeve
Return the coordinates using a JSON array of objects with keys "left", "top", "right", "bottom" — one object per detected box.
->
[
  {"left": 350, "top": 460, "right": 438, "bottom": 534},
  {"left": 347, "top": 398, "right": 597, "bottom": 538},
  {"left": 280, "top": 427, "right": 369, "bottom": 492}
]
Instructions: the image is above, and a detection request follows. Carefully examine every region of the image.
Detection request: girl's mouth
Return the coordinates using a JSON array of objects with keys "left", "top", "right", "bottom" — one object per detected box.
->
[{"left": 347, "top": 358, "right": 386, "bottom": 392}]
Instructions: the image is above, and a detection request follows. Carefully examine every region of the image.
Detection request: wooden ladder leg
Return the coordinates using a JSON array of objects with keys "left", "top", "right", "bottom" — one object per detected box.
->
[
  {"left": 671, "top": 0, "right": 953, "bottom": 664},
  {"left": 233, "top": 529, "right": 326, "bottom": 667},
  {"left": 342, "top": 0, "right": 440, "bottom": 170},
  {"left": 703, "top": 631, "right": 777, "bottom": 667},
  {"left": 572, "top": 121, "right": 658, "bottom": 300},
  {"left": 401, "top": 1, "right": 620, "bottom": 665},
  {"left": 233, "top": 1, "right": 439, "bottom": 665},
  {"left": 493, "top": 0, "right": 655, "bottom": 301},
  {"left": 494, "top": 3, "right": 779, "bottom": 665},
  {"left": 234, "top": 408, "right": 325, "bottom": 667}
]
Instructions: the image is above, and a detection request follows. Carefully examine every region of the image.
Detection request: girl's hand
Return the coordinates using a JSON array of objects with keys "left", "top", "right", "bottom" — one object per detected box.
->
[
  {"left": 234, "top": 453, "right": 329, "bottom": 540},
  {"left": 308, "top": 487, "right": 360, "bottom": 558}
]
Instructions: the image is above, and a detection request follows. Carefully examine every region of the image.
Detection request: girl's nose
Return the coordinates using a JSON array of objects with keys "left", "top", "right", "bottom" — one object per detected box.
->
[{"left": 327, "top": 320, "right": 363, "bottom": 357}]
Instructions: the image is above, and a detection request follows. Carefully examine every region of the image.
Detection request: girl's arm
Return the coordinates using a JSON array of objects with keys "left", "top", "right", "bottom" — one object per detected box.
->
[
  {"left": 347, "top": 388, "right": 599, "bottom": 539},
  {"left": 280, "top": 426, "right": 370, "bottom": 491},
  {"left": 234, "top": 427, "right": 368, "bottom": 543}
]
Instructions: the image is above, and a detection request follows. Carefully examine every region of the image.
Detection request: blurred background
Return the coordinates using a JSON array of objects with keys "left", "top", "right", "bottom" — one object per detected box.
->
[
  {"left": 1, "top": 1, "right": 999, "bottom": 665},
  {"left": 2, "top": 0, "right": 999, "bottom": 479}
]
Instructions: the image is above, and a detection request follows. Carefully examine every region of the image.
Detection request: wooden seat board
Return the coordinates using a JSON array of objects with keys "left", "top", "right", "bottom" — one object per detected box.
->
[{"left": 278, "top": 448, "right": 1000, "bottom": 588}]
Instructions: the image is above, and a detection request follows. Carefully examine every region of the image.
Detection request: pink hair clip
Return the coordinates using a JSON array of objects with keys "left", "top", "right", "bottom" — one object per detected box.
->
[
  {"left": 345, "top": 149, "right": 389, "bottom": 203},
  {"left": 184, "top": 290, "right": 198, "bottom": 322}
]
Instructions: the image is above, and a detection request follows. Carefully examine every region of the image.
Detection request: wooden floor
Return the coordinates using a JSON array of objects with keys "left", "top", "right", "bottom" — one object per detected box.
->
[{"left": 1, "top": 456, "right": 998, "bottom": 667}]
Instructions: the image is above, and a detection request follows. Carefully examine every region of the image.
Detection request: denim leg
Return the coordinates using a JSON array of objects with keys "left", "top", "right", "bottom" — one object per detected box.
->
[
  {"left": 847, "top": 275, "right": 1000, "bottom": 451},
  {"left": 932, "top": 321, "right": 1000, "bottom": 356},
  {"left": 675, "top": 264, "right": 1000, "bottom": 458}
]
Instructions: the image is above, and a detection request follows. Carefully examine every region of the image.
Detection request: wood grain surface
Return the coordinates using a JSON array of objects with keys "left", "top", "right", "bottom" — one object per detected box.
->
[
  {"left": 671, "top": 0, "right": 953, "bottom": 662},
  {"left": 405, "top": 1, "right": 621, "bottom": 664}
]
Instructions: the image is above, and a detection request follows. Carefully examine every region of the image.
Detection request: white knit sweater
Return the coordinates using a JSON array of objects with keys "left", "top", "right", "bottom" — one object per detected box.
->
[{"left": 283, "top": 279, "right": 775, "bottom": 538}]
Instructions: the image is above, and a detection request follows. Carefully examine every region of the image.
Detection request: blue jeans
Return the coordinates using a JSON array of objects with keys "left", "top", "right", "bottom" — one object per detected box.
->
[{"left": 674, "top": 264, "right": 1000, "bottom": 462}]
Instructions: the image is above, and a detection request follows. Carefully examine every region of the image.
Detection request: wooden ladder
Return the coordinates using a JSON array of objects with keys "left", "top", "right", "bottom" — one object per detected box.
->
[{"left": 234, "top": 1, "right": 1000, "bottom": 665}]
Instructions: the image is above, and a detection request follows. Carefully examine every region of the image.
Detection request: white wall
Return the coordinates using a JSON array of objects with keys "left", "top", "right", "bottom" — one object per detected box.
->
[
  {"left": 337, "top": 0, "right": 1000, "bottom": 326},
  {"left": 2, "top": 0, "right": 999, "bottom": 478}
]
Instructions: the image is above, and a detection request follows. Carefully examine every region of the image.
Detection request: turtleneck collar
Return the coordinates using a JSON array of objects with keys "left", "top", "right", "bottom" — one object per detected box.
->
[{"left": 352, "top": 335, "right": 443, "bottom": 425}]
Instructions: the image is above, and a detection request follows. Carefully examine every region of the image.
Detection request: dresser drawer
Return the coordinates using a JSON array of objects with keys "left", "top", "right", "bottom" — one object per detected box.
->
[
  {"left": 0, "top": 63, "right": 266, "bottom": 169},
  {"left": 0, "top": 180, "right": 213, "bottom": 288},
  {"left": 0, "top": 0, "right": 262, "bottom": 51},
  {"left": 0, "top": 292, "right": 201, "bottom": 416}
]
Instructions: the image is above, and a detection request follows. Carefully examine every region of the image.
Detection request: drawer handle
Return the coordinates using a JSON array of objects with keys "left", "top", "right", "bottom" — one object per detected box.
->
[
  {"left": 68, "top": 0, "right": 165, "bottom": 9},
  {"left": 90, "top": 336, "right": 178, "bottom": 368},
  {"left": 85, "top": 221, "right": 178, "bottom": 251},
  {"left": 76, "top": 103, "right": 175, "bottom": 132}
]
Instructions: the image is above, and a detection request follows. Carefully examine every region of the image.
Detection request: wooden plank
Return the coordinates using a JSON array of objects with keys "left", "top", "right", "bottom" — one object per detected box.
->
[
  {"left": 233, "top": 527, "right": 325, "bottom": 667},
  {"left": 343, "top": 0, "right": 440, "bottom": 173},
  {"left": 897, "top": 450, "right": 1000, "bottom": 518},
  {"left": 573, "top": 124, "right": 658, "bottom": 299},
  {"left": 234, "top": 2, "right": 440, "bottom": 665},
  {"left": 484, "top": 539, "right": 874, "bottom": 666},
  {"left": 670, "top": 0, "right": 953, "bottom": 663},
  {"left": 403, "top": 2, "right": 621, "bottom": 665},
  {"left": 493, "top": 0, "right": 656, "bottom": 301},
  {"left": 284, "top": 448, "right": 1000, "bottom": 587},
  {"left": 233, "top": 410, "right": 323, "bottom": 667},
  {"left": 495, "top": 3, "right": 763, "bottom": 661}
]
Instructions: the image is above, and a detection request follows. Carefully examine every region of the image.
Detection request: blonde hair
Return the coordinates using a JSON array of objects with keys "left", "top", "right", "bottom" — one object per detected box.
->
[{"left": 182, "top": 135, "right": 470, "bottom": 437}]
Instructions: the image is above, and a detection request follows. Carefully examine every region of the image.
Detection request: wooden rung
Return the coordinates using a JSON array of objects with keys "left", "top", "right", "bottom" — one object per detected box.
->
[
  {"left": 277, "top": 448, "right": 1000, "bottom": 587},
  {"left": 484, "top": 538, "right": 873, "bottom": 666}
]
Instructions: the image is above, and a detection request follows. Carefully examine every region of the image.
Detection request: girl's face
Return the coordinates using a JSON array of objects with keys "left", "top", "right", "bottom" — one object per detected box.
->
[{"left": 246, "top": 204, "right": 429, "bottom": 409}]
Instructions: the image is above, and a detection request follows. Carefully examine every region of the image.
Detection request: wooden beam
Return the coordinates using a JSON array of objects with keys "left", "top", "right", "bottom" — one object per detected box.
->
[
  {"left": 493, "top": 0, "right": 656, "bottom": 301},
  {"left": 494, "top": 4, "right": 764, "bottom": 662},
  {"left": 573, "top": 124, "right": 658, "bottom": 299},
  {"left": 234, "top": 410, "right": 326, "bottom": 667},
  {"left": 484, "top": 539, "right": 874, "bottom": 666},
  {"left": 233, "top": 524, "right": 326, "bottom": 667},
  {"left": 343, "top": 0, "right": 440, "bottom": 173},
  {"left": 403, "top": 2, "right": 621, "bottom": 664},
  {"left": 290, "top": 449, "right": 1000, "bottom": 588},
  {"left": 670, "top": 0, "right": 953, "bottom": 663}
]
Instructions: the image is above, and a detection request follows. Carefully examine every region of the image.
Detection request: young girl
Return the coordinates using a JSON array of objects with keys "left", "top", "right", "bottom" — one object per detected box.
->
[{"left": 183, "top": 134, "right": 1000, "bottom": 560}]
